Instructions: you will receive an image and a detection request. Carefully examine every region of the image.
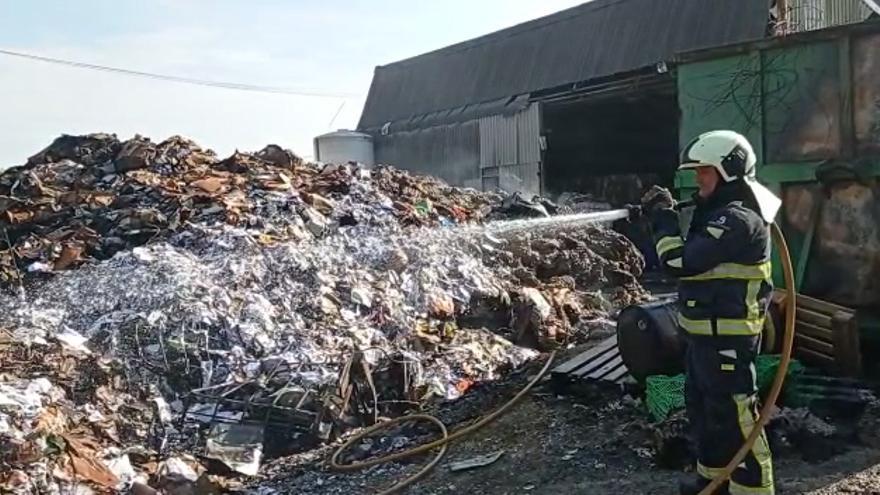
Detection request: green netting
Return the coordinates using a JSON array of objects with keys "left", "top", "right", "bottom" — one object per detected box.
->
[
  {"left": 756, "top": 355, "right": 804, "bottom": 393},
  {"left": 756, "top": 354, "right": 807, "bottom": 407},
  {"left": 646, "top": 374, "right": 686, "bottom": 422},
  {"left": 645, "top": 355, "right": 807, "bottom": 422}
]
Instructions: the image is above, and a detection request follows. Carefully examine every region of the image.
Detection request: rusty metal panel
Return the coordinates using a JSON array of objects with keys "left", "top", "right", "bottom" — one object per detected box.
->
[
  {"left": 783, "top": 182, "right": 880, "bottom": 308},
  {"left": 854, "top": 33, "right": 880, "bottom": 155},
  {"left": 763, "top": 41, "right": 841, "bottom": 162}
]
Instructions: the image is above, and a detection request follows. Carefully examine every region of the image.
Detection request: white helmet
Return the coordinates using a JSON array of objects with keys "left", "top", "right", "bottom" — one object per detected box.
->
[
  {"left": 680, "top": 130, "right": 756, "bottom": 182},
  {"left": 679, "top": 130, "right": 781, "bottom": 223}
]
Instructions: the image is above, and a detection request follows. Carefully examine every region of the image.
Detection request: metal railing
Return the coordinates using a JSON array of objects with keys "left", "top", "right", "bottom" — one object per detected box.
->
[{"left": 780, "top": 0, "right": 873, "bottom": 34}]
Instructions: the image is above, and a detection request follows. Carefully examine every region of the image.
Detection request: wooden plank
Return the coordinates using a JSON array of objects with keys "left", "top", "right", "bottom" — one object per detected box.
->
[
  {"left": 795, "top": 334, "right": 835, "bottom": 355},
  {"left": 846, "top": 315, "right": 863, "bottom": 376},
  {"left": 796, "top": 321, "right": 834, "bottom": 341},
  {"left": 585, "top": 355, "right": 624, "bottom": 381},
  {"left": 554, "top": 343, "right": 619, "bottom": 377},
  {"left": 795, "top": 196, "right": 822, "bottom": 292},
  {"left": 793, "top": 384, "right": 867, "bottom": 398},
  {"left": 797, "top": 308, "right": 833, "bottom": 328},
  {"left": 796, "top": 393, "right": 869, "bottom": 407},
  {"left": 796, "top": 374, "right": 867, "bottom": 388},
  {"left": 773, "top": 291, "right": 856, "bottom": 317},
  {"left": 571, "top": 349, "right": 620, "bottom": 379},
  {"left": 604, "top": 363, "right": 630, "bottom": 382},
  {"left": 795, "top": 347, "right": 836, "bottom": 367},
  {"left": 832, "top": 311, "right": 862, "bottom": 377},
  {"left": 797, "top": 293, "right": 854, "bottom": 316},
  {"left": 551, "top": 336, "right": 618, "bottom": 375}
]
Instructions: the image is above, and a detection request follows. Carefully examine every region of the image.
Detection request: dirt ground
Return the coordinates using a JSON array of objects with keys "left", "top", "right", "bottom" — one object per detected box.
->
[{"left": 255, "top": 345, "right": 880, "bottom": 495}]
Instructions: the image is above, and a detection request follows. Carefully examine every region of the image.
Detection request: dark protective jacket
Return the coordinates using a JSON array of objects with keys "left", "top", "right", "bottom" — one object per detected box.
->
[{"left": 651, "top": 183, "right": 773, "bottom": 336}]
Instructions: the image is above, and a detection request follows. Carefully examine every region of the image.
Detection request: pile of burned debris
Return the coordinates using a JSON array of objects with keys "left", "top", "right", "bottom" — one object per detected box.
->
[
  {"left": 0, "top": 133, "right": 496, "bottom": 289},
  {"left": 0, "top": 134, "right": 647, "bottom": 493}
]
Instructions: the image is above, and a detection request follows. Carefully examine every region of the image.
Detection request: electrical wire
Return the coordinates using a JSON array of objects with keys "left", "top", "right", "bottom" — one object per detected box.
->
[
  {"left": 682, "top": 44, "right": 839, "bottom": 159},
  {"left": 0, "top": 48, "right": 359, "bottom": 98},
  {"left": 328, "top": 101, "right": 347, "bottom": 129}
]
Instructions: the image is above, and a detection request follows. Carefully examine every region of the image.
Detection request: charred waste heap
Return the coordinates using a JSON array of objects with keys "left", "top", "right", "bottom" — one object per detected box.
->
[{"left": 0, "top": 133, "right": 646, "bottom": 493}]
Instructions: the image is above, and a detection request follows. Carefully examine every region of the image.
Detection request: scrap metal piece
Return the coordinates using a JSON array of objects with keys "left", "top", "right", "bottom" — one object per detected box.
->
[
  {"left": 448, "top": 450, "right": 505, "bottom": 472},
  {"left": 205, "top": 423, "right": 264, "bottom": 477}
]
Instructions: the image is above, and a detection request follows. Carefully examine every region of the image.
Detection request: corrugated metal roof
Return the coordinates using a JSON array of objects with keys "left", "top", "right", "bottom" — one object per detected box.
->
[{"left": 358, "top": 0, "right": 770, "bottom": 129}]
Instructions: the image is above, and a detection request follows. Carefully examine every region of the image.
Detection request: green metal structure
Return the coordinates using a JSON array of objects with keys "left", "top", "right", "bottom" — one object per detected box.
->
[
  {"left": 674, "top": 22, "right": 880, "bottom": 352},
  {"left": 675, "top": 23, "right": 880, "bottom": 286}
]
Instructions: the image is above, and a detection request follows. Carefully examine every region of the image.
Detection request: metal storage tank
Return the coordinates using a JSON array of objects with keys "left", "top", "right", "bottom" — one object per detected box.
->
[{"left": 313, "top": 130, "right": 375, "bottom": 166}]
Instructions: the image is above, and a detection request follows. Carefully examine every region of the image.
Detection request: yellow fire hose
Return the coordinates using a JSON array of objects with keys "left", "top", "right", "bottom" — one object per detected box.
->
[
  {"left": 330, "top": 222, "right": 795, "bottom": 495},
  {"left": 329, "top": 352, "right": 557, "bottom": 494},
  {"left": 698, "top": 222, "right": 796, "bottom": 494}
]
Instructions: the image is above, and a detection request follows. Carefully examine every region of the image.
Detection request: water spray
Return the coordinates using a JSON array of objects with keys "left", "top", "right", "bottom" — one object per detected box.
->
[{"left": 328, "top": 206, "right": 796, "bottom": 495}]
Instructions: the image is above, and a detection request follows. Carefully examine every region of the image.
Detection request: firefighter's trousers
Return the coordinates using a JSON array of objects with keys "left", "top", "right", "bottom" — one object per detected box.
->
[{"left": 685, "top": 335, "right": 774, "bottom": 495}]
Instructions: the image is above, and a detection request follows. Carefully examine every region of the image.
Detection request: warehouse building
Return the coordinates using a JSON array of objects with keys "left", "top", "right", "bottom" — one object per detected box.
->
[{"left": 357, "top": 0, "right": 875, "bottom": 203}]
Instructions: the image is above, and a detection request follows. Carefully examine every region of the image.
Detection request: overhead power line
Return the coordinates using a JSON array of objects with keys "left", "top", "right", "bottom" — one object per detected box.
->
[{"left": 0, "top": 48, "right": 359, "bottom": 98}]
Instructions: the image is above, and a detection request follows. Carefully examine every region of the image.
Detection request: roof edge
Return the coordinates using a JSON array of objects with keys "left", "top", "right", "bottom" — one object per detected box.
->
[
  {"left": 376, "top": 0, "right": 624, "bottom": 70},
  {"left": 675, "top": 17, "right": 880, "bottom": 65}
]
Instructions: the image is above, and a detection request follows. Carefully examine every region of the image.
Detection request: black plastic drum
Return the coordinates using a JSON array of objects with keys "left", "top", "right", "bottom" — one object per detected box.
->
[{"left": 617, "top": 299, "right": 686, "bottom": 384}]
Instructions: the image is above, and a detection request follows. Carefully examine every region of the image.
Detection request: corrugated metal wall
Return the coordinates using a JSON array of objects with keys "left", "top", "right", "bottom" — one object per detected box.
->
[
  {"left": 479, "top": 104, "right": 542, "bottom": 196},
  {"left": 372, "top": 121, "right": 482, "bottom": 189},
  {"left": 788, "top": 0, "right": 872, "bottom": 32},
  {"left": 789, "top": 0, "right": 825, "bottom": 31},
  {"left": 827, "top": 0, "right": 874, "bottom": 25},
  {"left": 371, "top": 104, "right": 543, "bottom": 196}
]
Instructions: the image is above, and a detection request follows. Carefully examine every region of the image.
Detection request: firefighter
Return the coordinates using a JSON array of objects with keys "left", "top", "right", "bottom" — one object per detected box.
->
[{"left": 642, "top": 130, "right": 781, "bottom": 495}]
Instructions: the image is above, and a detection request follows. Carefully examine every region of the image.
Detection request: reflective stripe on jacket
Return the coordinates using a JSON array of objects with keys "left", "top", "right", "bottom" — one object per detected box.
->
[{"left": 651, "top": 199, "right": 772, "bottom": 337}]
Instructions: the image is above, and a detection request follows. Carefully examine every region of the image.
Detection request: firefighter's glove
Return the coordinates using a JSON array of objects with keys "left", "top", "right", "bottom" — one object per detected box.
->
[
  {"left": 625, "top": 204, "right": 643, "bottom": 222},
  {"left": 641, "top": 186, "right": 676, "bottom": 213}
]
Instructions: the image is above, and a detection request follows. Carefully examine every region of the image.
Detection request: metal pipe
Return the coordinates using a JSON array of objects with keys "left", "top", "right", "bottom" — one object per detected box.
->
[{"left": 778, "top": 0, "right": 789, "bottom": 34}]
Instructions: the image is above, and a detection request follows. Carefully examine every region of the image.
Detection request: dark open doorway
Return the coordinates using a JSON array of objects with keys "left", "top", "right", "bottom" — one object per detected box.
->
[{"left": 540, "top": 83, "right": 679, "bottom": 206}]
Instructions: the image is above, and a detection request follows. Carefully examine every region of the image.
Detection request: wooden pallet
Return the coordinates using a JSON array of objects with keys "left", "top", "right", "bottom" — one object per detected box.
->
[
  {"left": 772, "top": 290, "right": 862, "bottom": 377},
  {"left": 550, "top": 334, "right": 634, "bottom": 391}
]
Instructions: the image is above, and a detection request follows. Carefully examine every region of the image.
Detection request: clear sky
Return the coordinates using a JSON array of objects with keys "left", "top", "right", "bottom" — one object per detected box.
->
[{"left": 0, "top": 0, "right": 587, "bottom": 167}]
